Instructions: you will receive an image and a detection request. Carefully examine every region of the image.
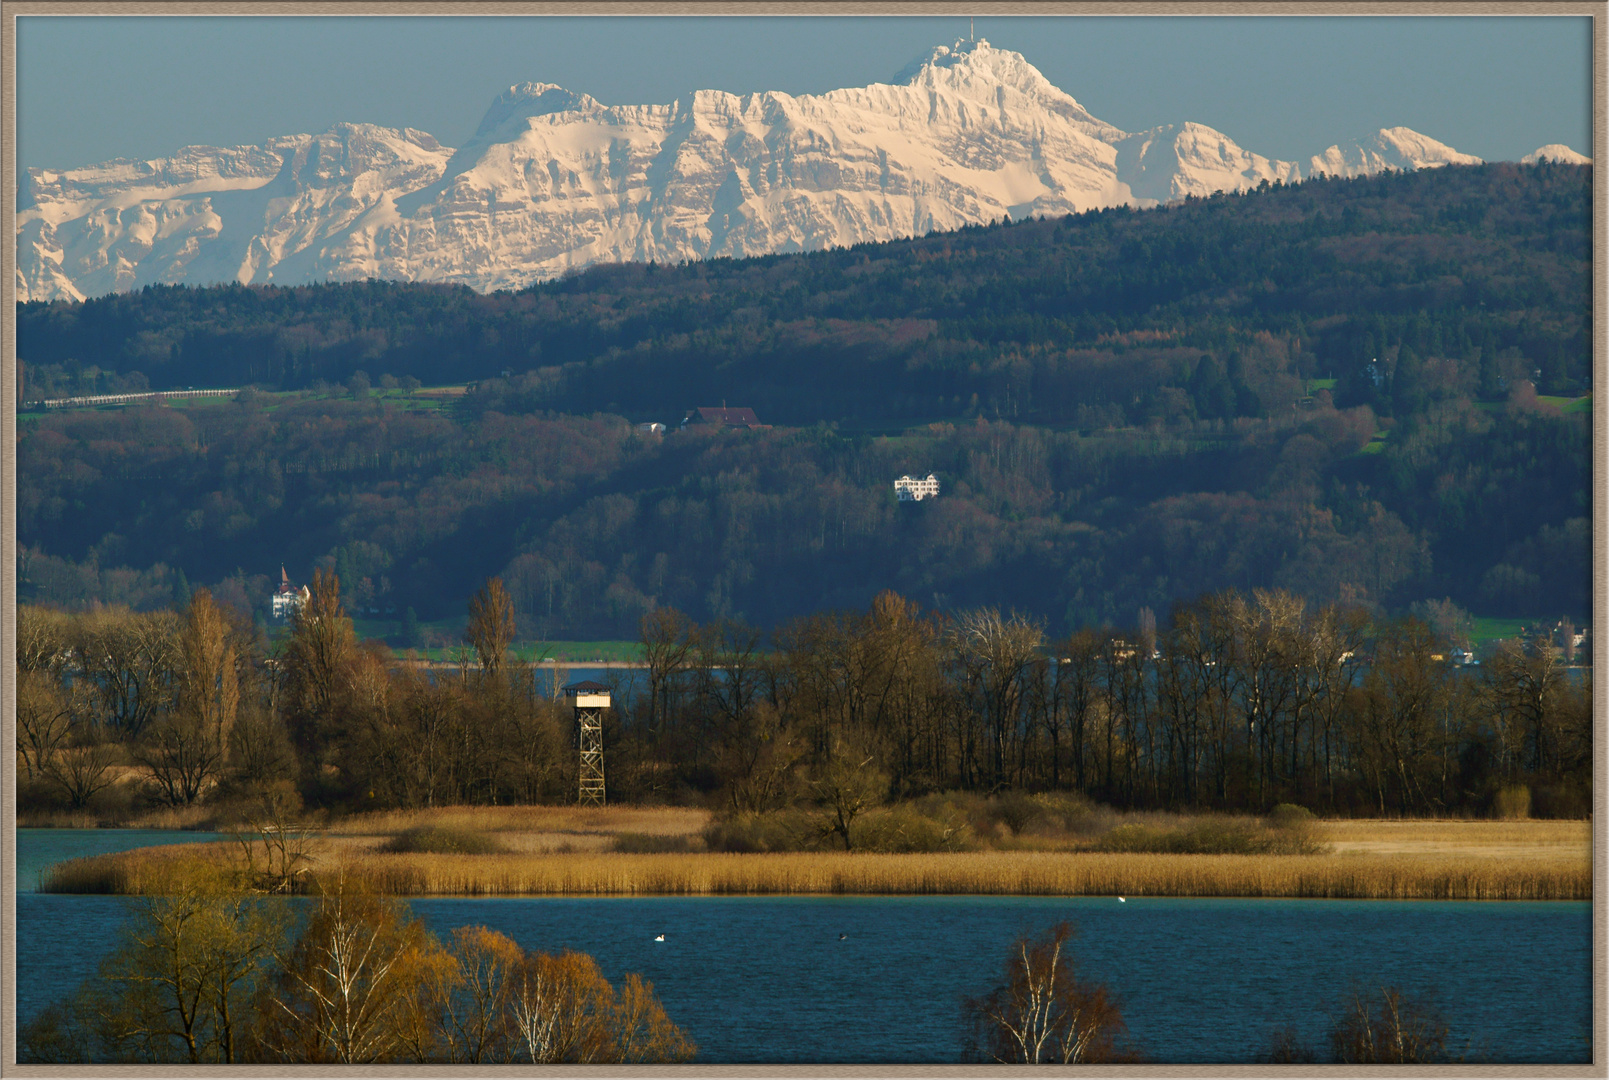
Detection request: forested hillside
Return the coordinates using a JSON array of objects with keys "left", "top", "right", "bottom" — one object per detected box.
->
[
  {"left": 19, "top": 161, "right": 1590, "bottom": 412},
  {"left": 15, "top": 162, "right": 1591, "bottom": 636}
]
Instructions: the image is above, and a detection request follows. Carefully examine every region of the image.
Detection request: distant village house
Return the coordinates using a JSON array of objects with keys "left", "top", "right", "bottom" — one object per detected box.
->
[
  {"left": 895, "top": 474, "right": 941, "bottom": 501},
  {"left": 681, "top": 406, "right": 766, "bottom": 430}
]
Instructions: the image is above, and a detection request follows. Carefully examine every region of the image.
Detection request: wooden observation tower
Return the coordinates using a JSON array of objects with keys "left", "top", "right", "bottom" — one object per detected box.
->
[{"left": 563, "top": 680, "right": 611, "bottom": 805}]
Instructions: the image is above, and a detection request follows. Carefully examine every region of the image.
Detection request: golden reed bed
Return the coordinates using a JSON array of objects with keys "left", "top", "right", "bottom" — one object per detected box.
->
[
  {"left": 46, "top": 845, "right": 1591, "bottom": 901},
  {"left": 333, "top": 804, "right": 712, "bottom": 837}
]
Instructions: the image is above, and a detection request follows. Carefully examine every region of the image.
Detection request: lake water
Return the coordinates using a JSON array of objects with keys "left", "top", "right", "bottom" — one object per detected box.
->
[
  {"left": 14, "top": 828, "right": 231, "bottom": 893},
  {"left": 12, "top": 830, "right": 1593, "bottom": 1064}
]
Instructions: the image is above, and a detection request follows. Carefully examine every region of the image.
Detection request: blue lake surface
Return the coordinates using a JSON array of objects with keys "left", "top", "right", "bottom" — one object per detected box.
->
[
  {"left": 12, "top": 830, "right": 1593, "bottom": 1064},
  {"left": 14, "top": 828, "right": 229, "bottom": 892}
]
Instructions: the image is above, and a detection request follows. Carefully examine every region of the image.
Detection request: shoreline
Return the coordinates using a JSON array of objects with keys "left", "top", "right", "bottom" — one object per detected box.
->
[{"left": 40, "top": 846, "right": 1592, "bottom": 902}]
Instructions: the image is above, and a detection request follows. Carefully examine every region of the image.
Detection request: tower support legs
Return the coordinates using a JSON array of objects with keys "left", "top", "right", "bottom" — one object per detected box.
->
[{"left": 577, "top": 705, "right": 606, "bottom": 806}]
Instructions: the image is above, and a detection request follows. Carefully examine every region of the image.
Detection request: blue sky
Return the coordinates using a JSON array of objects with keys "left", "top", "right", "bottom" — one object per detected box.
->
[{"left": 16, "top": 15, "right": 1593, "bottom": 172}]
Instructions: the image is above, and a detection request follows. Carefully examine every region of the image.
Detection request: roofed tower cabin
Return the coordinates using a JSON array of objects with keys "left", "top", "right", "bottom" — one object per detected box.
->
[
  {"left": 271, "top": 567, "right": 311, "bottom": 620},
  {"left": 895, "top": 474, "right": 941, "bottom": 501},
  {"left": 681, "top": 406, "right": 767, "bottom": 430}
]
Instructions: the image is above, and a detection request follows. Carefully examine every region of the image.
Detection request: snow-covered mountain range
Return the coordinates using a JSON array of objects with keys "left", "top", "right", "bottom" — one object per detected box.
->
[{"left": 15, "top": 39, "right": 1586, "bottom": 303}]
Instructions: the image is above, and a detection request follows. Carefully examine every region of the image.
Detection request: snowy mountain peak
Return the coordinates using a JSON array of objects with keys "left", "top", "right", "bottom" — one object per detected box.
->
[
  {"left": 474, "top": 82, "right": 602, "bottom": 139},
  {"left": 892, "top": 37, "right": 991, "bottom": 82},
  {"left": 17, "top": 44, "right": 1527, "bottom": 303},
  {"left": 1308, "top": 127, "right": 1482, "bottom": 179},
  {"left": 1115, "top": 123, "right": 1300, "bottom": 205},
  {"left": 887, "top": 37, "right": 1120, "bottom": 139},
  {"left": 1522, "top": 143, "right": 1591, "bottom": 165},
  {"left": 894, "top": 38, "right": 1068, "bottom": 101}
]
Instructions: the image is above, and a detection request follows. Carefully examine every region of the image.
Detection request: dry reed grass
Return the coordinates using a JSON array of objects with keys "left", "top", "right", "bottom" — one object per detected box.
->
[
  {"left": 334, "top": 805, "right": 710, "bottom": 837},
  {"left": 41, "top": 842, "right": 240, "bottom": 894},
  {"left": 1319, "top": 819, "right": 1590, "bottom": 859},
  {"left": 19, "top": 802, "right": 229, "bottom": 831},
  {"left": 330, "top": 850, "right": 1593, "bottom": 900},
  {"left": 45, "top": 844, "right": 1590, "bottom": 902}
]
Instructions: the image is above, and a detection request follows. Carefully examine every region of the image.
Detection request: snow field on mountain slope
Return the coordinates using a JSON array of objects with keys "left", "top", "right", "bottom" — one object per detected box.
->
[{"left": 17, "top": 38, "right": 1569, "bottom": 302}]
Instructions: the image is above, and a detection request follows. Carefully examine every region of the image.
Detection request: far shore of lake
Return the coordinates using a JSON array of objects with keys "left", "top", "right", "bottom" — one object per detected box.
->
[{"left": 32, "top": 811, "right": 1591, "bottom": 903}]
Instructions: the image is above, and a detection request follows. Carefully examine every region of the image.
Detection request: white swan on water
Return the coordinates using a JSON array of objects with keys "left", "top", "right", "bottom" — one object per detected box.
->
[{"left": 654, "top": 934, "right": 666, "bottom": 941}]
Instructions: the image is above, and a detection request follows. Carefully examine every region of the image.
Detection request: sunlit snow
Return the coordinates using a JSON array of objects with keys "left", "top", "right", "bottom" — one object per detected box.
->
[{"left": 17, "top": 38, "right": 1511, "bottom": 302}]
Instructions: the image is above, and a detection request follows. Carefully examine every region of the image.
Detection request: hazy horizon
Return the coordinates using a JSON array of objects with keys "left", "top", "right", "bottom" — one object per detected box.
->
[{"left": 16, "top": 14, "right": 1593, "bottom": 174}]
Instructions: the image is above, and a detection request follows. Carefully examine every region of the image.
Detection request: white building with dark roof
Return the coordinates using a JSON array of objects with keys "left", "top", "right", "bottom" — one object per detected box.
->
[
  {"left": 271, "top": 567, "right": 310, "bottom": 620},
  {"left": 895, "top": 474, "right": 941, "bottom": 501}
]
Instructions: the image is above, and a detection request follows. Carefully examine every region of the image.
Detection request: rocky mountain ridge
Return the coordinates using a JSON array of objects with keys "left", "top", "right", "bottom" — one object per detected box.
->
[{"left": 15, "top": 39, "right": 1578, "bottom": 302}]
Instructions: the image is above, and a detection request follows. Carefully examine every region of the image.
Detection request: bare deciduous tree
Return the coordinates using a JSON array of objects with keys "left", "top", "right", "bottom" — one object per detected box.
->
[
  {"left": 137, "top": 590, "right": 241, "bottom": 806},
  {"left": 507, "top": 949, "right": 612, "bottom": 1063},
  {"left": 42, "top": 739, "right": 123, "bottom": 811},
  {"left": 1328, "top": 985, "right": 1451, "bottom": 1064},
  {"left": 17, "top": 669, "right": 75, "bottom": 782},
  {"left": 226, "top": 706, "right": 296, "bottom": 792},
  {"left": 1482, "top": 632, "right": 1565, "bottom": 777},
  {"left": 178, "top": 589, "right": 239, "bottom": 750},
  {"left": 465, "top": 578, "right": 516, "bottom": 678},
  {"left": 282, "top": 568, "right": 356, "bottom": 772},
  {"left": 17, "top": 604, "right": 73, "bottom": 676},
  {"left": 506, "top": 948, "right": 694, "bottom": 1064},
  {"left": 964, "top": 922, "right": 1134, "bottom": 1064},
  {"left": 429, "top": 926, "right": 522, "bottom": 1063},
  {"left": 950, "top": 607, "right": 1044, "bottom": 789},
  {"left": 230, "top": 782, "right": 323, "bottom": 895},
  {"left": 717, "top": 700, "right": 804, "bottom": 815},
  {"left": 73, "top": 607, "right": 180, "bottom": 739},
  {"left": 640, "top": 607, "right": 692, "bottom": 739},
  {"left": 20, "top": 882, "right": 288, "bottom": 1064},
  {"left": 609, "top": 971, "right": 698, "bottom": 1063},
  {"left": 137, "top": 712, "right": 226, "bottom": 806},
  {"left": 260, "top": 882, "right": 443, "bottom": 1064},
  {"left": 808, "top": 737, "right": 886, "bottom": 851}
]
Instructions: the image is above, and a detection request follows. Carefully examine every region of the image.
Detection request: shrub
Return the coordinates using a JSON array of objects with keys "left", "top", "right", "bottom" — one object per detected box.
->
[
  {"left": 701, "top": 802, "right": 976, "bottom": 854},
  {"left": 379, "top": 827, "right": 507, "bottom": 855},
  {"left": 852, "top": 804, "right": 973, "bottom": 853},
  {"left": 701, "top": 811, "right": 814, "bottom": 853},
  {"left": 1258, "top": 1027, "right": 1318, "bottom": 1063},
  {"left": 1091, "top": 818, "right": 1322, "bottom": 856},
  {"left": 1091, "top": 823, "right": 1186, "bottom": 854},
  {"left": 1030, "top": 791, "right": 1102, "bottom": 833},
  {"left": 990, "top": 790, "right": 1045, "bottom": 836},
  {"left": 1492, "top": 785, "right": 1531, "bottom": 820},
  {"left": 612, "top": 833, "right": 697, "bottom": 854},
  {"left": 1266, "top": 803, "right": 1315, "bottom": 829},
  {"left": 1529, "top": 784, "right": 1588, "bottom": 819}
]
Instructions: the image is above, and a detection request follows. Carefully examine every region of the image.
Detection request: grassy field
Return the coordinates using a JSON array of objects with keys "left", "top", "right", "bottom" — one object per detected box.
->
[
  {"left": 41, "top": 810, "right": 1591, "bottom": 901},
  {"left": 37, "top": 384, "right": 473, "bottom": 416},
  {"left": 1538, "top": 393, "right": 1591, "bottom": 414},
  {"left": 1468, "top": 616, "right": 1539, "bottom": 645},
  {"left": 335, "top": 617, "right": 644, "bottom": 664},
  {"left": 1359, "top": 430, "right": 1390, "bottom": 454},
  {"left": 536, "top": 641, "right": 645, "bottom": 663}
]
